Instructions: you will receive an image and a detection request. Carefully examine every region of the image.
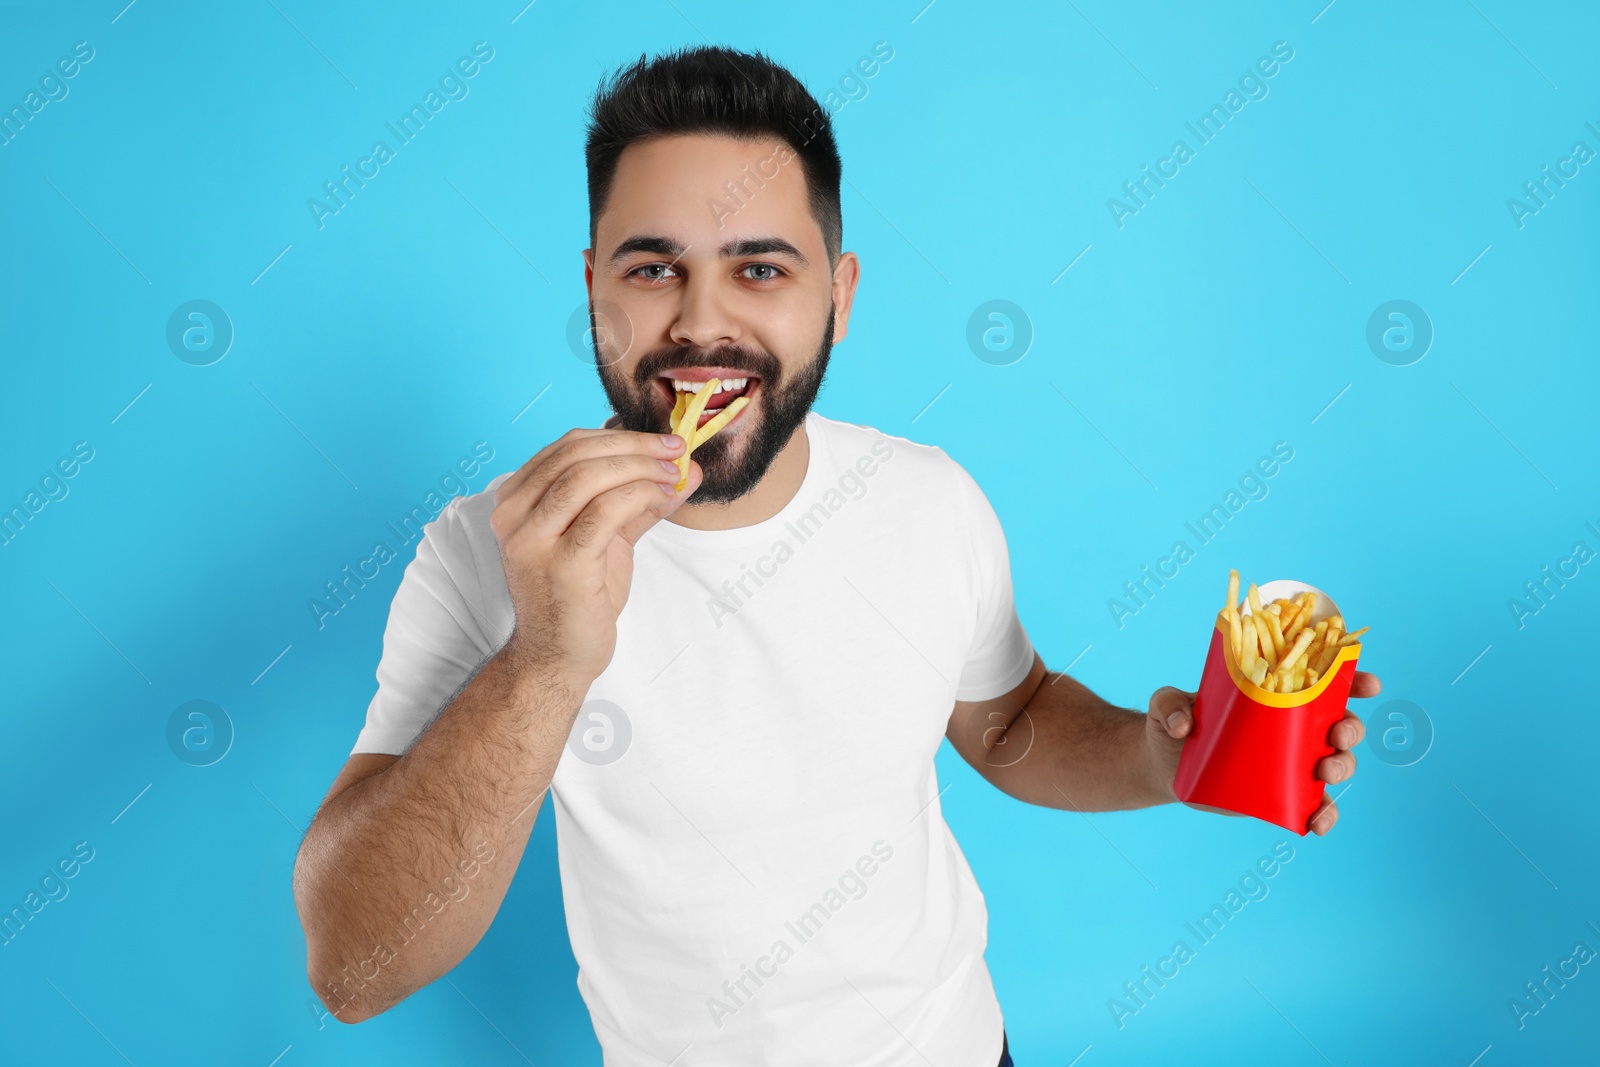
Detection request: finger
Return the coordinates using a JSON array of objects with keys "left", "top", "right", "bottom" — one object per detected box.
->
[
  {"left": 1148, "top": 687, "right": 1196, "bottom": 738},
  {"left": 496, "top": 430, "right": 683, "bottom": 510},
  {"left": 562, "top": 475, "right": 690, "bottom": 561},
  {"left": 1308, "top": 795, "right": 1339, "bottom": 836},
  {"left": 527, "top": 453, "right": 685, "bottom": 539},
  {"left": 1328, "top": 709, "right": 1365, "bottom": 750},
  {"left": 1315, "top": 749, "right": 1357, "bottom": 784},
  {"left": 493, "top": 428, "right": 610, "bottom": 502},
  {"left": 1350, "top": 671, "right": 1381, "bottom": 699},
  {"left": 616, "top": 463, "right": 703, "bottom": 546}
]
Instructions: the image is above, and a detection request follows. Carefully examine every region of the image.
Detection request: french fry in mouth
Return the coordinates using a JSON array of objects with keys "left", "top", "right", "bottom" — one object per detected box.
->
[
  {"left": 692, "top": 396, "right": 748, "bottom": 449},
  {"left": 668, "top": 378, "right": 748, "bottom": 492}
]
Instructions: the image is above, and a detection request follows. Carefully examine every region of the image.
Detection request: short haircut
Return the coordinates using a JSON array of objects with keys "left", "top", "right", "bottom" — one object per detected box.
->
[{"left": 585, "top": 46, "right": 843, "bottom": 267}]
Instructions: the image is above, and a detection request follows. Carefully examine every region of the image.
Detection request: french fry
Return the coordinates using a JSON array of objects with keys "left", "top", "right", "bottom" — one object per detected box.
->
[
  {"left": 692, "top": 396, "right": 748, "bottom": 449},
  {"left": 671, "top": 388, "right": 688, "bottom": 429},
  {"left": 1223, "top": 569, "right": 1364, "bottom": 693},
  {"left": 1265, "top": 610, "right": 1287, "bottom": 658},
  {"left": 1253, "top": 615, "right": 1277, "bottom": 671},
  {"left": 672, "top": 379, "right": 722, "bottom": 490},
  {"left": 678, "top": 377, "right": 719, "bottom": 433},
  {"left": 1280, "top": 627, "right": 1315, "bottom": 675},
  {"left": 1304, "top": 619, "right": 1328, "bottom": 663},
  {"left": 1280, "top": 601, "right": 1306, "bottom": 641}
]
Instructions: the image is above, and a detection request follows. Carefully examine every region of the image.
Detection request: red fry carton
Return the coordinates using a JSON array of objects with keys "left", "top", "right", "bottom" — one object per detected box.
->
[{"left": 1173, "top": 579, "right": 1362, "bottom": 836}]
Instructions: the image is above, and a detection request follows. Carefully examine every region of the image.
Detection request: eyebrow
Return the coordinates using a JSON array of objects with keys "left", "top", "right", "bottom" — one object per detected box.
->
[{"left": 607, "top": 235, "right": 809, "bottom": 268}]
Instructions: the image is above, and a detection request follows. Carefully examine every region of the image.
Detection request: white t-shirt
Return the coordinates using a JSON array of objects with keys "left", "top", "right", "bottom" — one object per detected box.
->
[{"left": 352, "top": 412, "right": 1035, "bottom": 1066}]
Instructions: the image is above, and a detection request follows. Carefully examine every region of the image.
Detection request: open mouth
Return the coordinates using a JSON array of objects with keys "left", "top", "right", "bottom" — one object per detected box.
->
[{"left": 657, "top": 371, "right": 759, "bottom": 430}]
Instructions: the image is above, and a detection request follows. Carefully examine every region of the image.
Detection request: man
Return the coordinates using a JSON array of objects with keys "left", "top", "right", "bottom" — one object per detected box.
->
[{"left": 293, "top": 46, "right": 1377, "bottom": 1065}]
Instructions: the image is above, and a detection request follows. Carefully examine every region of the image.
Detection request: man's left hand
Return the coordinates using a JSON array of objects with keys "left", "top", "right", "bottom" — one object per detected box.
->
[{"left": 1144, "top": 671, "right": 1382, "bottom": 835}]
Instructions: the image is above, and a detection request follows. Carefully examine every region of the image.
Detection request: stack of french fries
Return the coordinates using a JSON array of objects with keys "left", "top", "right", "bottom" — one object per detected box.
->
[
  {"left": 669, "top": 379, "right": 749, "bottom": 492},
  {"left": 1223, "top": 569, "right": 1367, "bottom": 694}
]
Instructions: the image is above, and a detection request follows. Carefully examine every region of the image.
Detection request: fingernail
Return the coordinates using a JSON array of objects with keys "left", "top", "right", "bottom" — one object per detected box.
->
[
  {"left": 659, "top": 434, "right": 682, "bottom": 449},
  {"left": 659, "top": 459, "right": 680, "bottom": 474},
  {"left": 659, "top": 481, "right": 677, "bottom": 496}
]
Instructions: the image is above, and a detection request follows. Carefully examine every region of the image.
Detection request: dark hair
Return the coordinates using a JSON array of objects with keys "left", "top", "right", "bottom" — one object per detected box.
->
[{"left": 585, "top": 46, "right": 842, "bottom": 267}]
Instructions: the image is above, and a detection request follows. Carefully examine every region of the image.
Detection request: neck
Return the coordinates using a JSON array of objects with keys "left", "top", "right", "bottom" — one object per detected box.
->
[{"left": 666, "top": 417, "right": 811, "bottom": 531}]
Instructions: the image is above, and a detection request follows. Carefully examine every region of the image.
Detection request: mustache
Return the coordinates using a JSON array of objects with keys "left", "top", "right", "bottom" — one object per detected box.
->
[{"left": 632, "top": 344, "right": 781, "bottom": 388}]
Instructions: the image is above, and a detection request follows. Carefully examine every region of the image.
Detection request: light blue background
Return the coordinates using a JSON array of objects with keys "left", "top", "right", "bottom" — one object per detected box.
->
[{"left": 3, "top": 1, "right": 1596, "bottom": 1063}]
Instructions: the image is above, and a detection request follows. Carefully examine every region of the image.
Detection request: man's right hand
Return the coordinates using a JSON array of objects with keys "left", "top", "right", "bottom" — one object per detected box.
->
[{"left": 489, "top": 428, "right": 700, "bottom": 683}]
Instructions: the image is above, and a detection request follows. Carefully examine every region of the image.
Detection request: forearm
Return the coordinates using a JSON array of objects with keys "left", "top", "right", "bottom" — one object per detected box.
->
[
  {"left": 983, "top": 668, "right": 1171, "bottom": 812},
  {"left": 293, "top": 640, "right": 585, "bottom": 1021}
]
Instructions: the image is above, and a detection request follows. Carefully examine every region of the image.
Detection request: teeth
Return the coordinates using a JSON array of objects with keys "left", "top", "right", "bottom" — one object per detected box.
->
[{"left": 671, "top": 377, "right": 749, "bottom": 393}]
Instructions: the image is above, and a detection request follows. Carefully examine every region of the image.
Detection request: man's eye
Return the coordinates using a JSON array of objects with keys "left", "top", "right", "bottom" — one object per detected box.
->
[
  {"left": 630, "top": 263, "right": 676, "bottom": 281},
  {"left": 741, "top": 263, "right": 783, "bottom": 281}
]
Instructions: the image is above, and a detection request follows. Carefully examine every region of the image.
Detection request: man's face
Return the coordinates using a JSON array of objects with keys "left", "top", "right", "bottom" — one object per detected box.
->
[{"left": 584, "top": 133, "right": 855, "bottom": 504}]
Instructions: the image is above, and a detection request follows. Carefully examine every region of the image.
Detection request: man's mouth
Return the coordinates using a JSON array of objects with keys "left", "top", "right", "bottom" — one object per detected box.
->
[{"left": 657, "top": 370, "right": 760, "bottom": 430}]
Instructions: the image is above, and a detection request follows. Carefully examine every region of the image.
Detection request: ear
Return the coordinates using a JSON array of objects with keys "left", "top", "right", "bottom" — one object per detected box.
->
[
  {"left": 583, "top": 248, "right": 595, "bottom": 295},
  {"left": 830, "top": 251, "right": 861, "bottom": 343}
]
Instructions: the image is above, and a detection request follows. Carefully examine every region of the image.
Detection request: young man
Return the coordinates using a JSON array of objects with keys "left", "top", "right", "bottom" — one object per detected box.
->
[{"left": 293, "top": 46, "right": 1377, "bottom": 1065}]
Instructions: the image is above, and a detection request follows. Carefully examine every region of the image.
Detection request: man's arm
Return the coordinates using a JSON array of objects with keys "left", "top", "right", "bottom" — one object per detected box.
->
[
  {"left": 945, "top": 652, "right": 1171, "bottom": 812},
  {"left": 294, "top": 427, "right": 699, "bottom": 1022},
  {"left": 294, "top": 648, "right": 585, "bottom": 1023},
  {"left": 944, "top": 652, "right": 1377, "bottom": 834}
]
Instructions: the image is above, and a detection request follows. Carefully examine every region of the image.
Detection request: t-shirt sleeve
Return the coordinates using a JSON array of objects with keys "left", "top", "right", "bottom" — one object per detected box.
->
[
  {"left": 350, "top": 499, "right": 493, "bottom": 755},
  {"left": 951, "top": 462, "right": 1036, "bottom": 702}
]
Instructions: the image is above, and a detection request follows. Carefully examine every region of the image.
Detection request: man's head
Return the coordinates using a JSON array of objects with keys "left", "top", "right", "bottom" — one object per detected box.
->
[{"left": 582, "top": 47, "right": 859, "bottom": 504}]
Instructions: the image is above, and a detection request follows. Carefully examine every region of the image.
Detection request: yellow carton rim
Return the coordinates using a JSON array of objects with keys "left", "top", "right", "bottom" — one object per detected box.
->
[{"left": 1212, "top": 610, "right": 1360, "bottom": 708}]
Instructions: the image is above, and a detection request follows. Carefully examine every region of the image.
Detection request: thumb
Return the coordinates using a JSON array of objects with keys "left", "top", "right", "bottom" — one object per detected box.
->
[{"left": 1149, "top": 687, "right": 1195, "bottom": 739}]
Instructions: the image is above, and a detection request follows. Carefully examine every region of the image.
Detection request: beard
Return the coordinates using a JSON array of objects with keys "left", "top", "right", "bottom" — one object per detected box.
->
[{"left": 595, "top": 304, "right": 835, "bottom": 504}]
